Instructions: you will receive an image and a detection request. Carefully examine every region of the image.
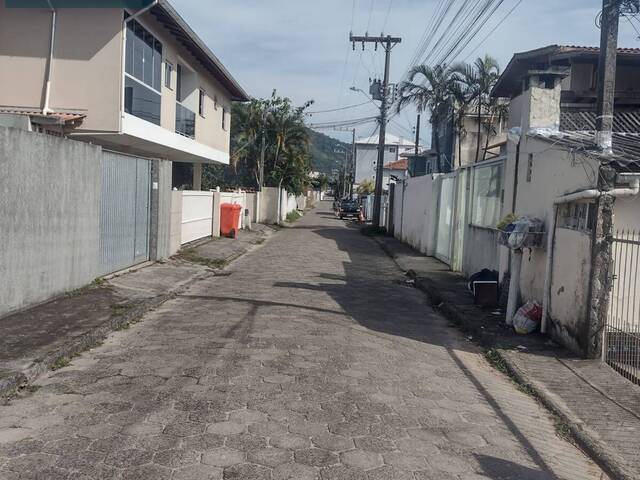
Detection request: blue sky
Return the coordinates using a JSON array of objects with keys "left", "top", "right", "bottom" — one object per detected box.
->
[{"left": 172, "top": 0, "right": 639, "bottom": 143}]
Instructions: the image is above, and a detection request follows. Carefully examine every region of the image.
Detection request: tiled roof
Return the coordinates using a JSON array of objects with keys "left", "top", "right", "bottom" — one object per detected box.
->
[
  {"left": 558, "top": 45, "right": 640, "bottom": 55},
  {"left": 0, "top": 109, "right": 85, "bottom": 125},
  {"left": 383, "top": 159, "right": 409, "bottom": 170},
  {"left": 560, "top": 109, "right": 640, "bottom": 133},
  {"left": 529, "top": 131, "right": 640, "bottom": 173}
]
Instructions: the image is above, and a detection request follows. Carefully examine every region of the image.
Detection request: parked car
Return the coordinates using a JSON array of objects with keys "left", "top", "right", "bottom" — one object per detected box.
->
[{"left": 339, "top": 200, "right": 360, "bottom": 220}]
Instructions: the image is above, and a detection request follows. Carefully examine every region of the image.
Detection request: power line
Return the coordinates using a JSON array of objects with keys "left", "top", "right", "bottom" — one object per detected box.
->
[
  {"left": 461, "top": 0, "right": 523, "bottom": 62},
  {"left": 306, "top": 100, "right": 375, "bottom": 115},
  {"left": 382, "top": 0, "right": 395, "bottom": 32}
]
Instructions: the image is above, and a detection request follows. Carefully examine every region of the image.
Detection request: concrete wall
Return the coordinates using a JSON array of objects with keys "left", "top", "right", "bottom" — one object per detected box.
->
[
  {"left": 156, "top": 160, "right": 173, "bottom": 260},
  {"left": 613, "top": 195, "right": 640, "bottom": 232},
  {"left": 258, "top": 187, "right": 280, "bottom": 224},
  {"left": 0, "top": 126, "right": 178, "bottom": 318},
  {"left": 393, "top": 175, "right": 437, "bottom": 256},
  {"left": 0, "top": 126, "right": 103, "bottom": 317},
  {"left": 500, "top": 135, "right": 601, "bottom": 353},
  {"left": 169, "top": 190, "right": 183, "bottom": 256},
  {"left": 354, "top": 144, "right": 402, "bottom": 185},
  {"left": 462, "top": 226, "right": 501, "bottom": 277},
  {"left": 181, "top": 191, "right": 214, "bottom": 244},
  {"left": 280, "top": 189, "right": 298, "bottom": 222}
]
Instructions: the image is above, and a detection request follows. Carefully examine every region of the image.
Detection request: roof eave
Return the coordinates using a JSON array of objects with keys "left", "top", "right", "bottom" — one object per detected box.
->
[{"left": 153, "top": 0, "right": 250, "bottom": 102}]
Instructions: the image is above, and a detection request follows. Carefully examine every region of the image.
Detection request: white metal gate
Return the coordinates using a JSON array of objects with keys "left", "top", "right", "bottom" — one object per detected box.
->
[
  {"left": 100, "top": 151, "right": 151, "bottom": 275},
  {"left": 435, "top": 175, "right": 456, "bottom": 265},
  {"left": 603, "top": 230, "right": 640, "bottom": 384}
]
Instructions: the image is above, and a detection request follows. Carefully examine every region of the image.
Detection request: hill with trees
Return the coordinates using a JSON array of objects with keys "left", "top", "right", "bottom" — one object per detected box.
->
[{"left": 307, "top": 129, "right": 350, "bottom": 175}]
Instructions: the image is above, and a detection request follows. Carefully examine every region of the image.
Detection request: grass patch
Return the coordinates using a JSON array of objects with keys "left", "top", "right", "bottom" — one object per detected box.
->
[
  {"left": 65, "top": 277, "right": 107, "bottom": 297},
  {"left": 555, "top": 420, "right": 572, "bottom": 440},
  {"left": 179, "top": 249, "right": 228, "bottom": 269},
  {"left": 110, "top": 303, "right": 135, "bottom": 317},
  {"left": 285, "top": 210, "right": 302, "bottom": 223},
  {"left": 361, "top": 225, "right": 387, "bottom": 237},
  {"left": 22, "top": 385, "right": 41, "bottom": 394},
  {"left": 51, "top": 356, "right": 71, "bottom": 371},
  {"left": 484, "top": 349, "right": 509, "bottom": 374}
]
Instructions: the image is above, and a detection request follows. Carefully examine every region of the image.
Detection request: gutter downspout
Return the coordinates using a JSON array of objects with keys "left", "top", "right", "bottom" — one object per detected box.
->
[
  {"left": 120, "top": 0, "right": 159, "bottom": 132},
  {"left": 42, "top": 0, "right": 56, "bottom": 114},
  {"left": 541, "top": 175, "right": 640, "bottom": 334}
]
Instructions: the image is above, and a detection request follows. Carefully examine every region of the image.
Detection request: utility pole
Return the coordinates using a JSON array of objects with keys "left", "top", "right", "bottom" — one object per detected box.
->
[
  {"left": 595, "top": 0, "right": 622, "bottom": 153},
  {"left": 414, "top": 114, "right": 421, "bottom": 156},
  {"left": 351, "top": 128, "right": 356, "bottom": 197},
  {"left": 350, "top": 33, "right": 401, "bottom": 227},
  {"left": 595, "top": 0, "right": 640, "bottom": 151}
]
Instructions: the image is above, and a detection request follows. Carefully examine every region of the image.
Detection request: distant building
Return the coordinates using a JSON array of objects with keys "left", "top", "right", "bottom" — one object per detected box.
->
[{"left": 354, "top": 134, "right": 417, "bottom": 190}]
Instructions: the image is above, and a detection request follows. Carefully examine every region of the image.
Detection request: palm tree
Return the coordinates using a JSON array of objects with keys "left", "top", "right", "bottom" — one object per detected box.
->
[
  {"left": 397, "top": 64, "right": 454, "bottom": 172},
  {"left": 448, "top": 81, "right": 472, "bottom": 169},
  {"left": 452, "top": 55, "right": 500, "bottom": 163}
]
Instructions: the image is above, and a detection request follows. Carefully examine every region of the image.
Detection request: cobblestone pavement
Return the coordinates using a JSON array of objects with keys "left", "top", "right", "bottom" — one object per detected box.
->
[{"left": 0, "top": 202, "right": 606, "bottom": 480}]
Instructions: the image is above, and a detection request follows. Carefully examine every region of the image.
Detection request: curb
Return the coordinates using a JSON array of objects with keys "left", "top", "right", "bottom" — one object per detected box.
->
[
  {"left": 0, "top": 270, "right": 211, "bottom": 400},
  {"left": 372, "top": 236, "right": 630, "bottom": 480},
  {"left": 415, "top": 277, "right": 629, "bottom": 480},
  {"left": 1, "top": 227, "right": 276, "bottom": 400}
]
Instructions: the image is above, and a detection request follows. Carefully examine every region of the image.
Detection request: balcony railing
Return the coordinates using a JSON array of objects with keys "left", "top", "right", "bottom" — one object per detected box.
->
[{"left": 176, "top": 102, "right": 196, "bottom": 139}]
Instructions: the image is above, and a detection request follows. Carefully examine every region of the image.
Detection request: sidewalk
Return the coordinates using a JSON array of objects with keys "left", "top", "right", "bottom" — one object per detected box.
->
[
  {"left": 374, "top": 234, "right": 640, "bottom": 480},
  {"left": 0, "top": 225, "right": 273, "bottom": 399}
]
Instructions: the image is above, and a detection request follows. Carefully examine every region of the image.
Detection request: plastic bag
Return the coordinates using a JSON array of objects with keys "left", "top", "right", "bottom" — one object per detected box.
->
[{"left": 513, "top": 301, "right": 543, "bottom": 334}]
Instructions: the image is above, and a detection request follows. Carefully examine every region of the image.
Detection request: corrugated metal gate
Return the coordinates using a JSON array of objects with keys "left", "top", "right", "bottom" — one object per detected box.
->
[
  {"left": 100, "top": 151, "right": 151, "bottom": 275},
  {"left": 435, "top": 174, "right": 456, "bottom": 265}
]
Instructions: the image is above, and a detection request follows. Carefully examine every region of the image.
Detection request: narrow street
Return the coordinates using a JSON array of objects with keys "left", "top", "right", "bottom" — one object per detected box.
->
[{"left": 0, "top": 202, "right": 605, "bottom": 480}]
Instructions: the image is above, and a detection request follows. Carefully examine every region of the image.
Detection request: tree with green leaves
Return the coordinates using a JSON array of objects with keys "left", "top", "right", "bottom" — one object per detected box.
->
[
  {"left": 452, "top": 55, "right": 501, "bottom": 163},
  {"left": 204, "top": 91, "right": 313, "bottom": 194},
  {"left": 397, "top": 64, "right": 454, "bottom": 172}
]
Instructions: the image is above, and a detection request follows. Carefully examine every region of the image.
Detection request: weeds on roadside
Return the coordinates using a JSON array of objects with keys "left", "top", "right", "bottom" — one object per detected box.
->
[
  {"left": 110, "top": 303, "right": 134, "bottom": 317},
  {"left": 178, "top": 249, "right": 228, "bottom": 269},
  {"left": 51, "top": 356, "right": 70, "bottom": 371},
  {"left": 65, "top": 277, "right": 107, "bottom": 297},
  {"left": 286, "top": 210, "right": 302, "bottom": 223}
]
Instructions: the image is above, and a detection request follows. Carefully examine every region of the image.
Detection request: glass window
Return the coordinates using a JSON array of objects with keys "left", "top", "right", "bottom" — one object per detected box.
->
[
  {"left": 471, "top": 163, "right": 504, "bottom": 228},
  {"left": 125, "top": 22, "right": 134, "bottom": 75},
  {"left": 124, "top": 76, "right": 161, "bottom": 126},
  {"left": 176, "top": 64, "right": 182, "bottom": 102},
  {"left": 199, "top": 89, "right": 205, "bottom": 117},
  {"left": 164, "top": 61, "right": 173, "bottom": 89},
  {"left": 125, "top": 19, "right": 162, "bottom": 92},
  {"left": 222, "top": 107, "right": 227, "bottom": 130},
  {"left": 153, "top": 39, "right": 162, "bottom": 91}
]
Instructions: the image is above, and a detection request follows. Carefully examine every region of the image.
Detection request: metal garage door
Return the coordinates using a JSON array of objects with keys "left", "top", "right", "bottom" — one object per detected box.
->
[{"left": 100, "top": 151, "right": 151, "bottom": 275}]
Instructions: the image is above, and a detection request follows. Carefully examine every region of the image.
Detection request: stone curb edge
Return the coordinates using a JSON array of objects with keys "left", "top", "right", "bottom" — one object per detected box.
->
[
  {"left": 0, "top": 270, "right": 211, "bottom": 400},
  {"left": 0, "top": 228, "right": 276, "bottom": 400},
  {"left": 372, "top": 235, "right": 630, "bottom": 480}
]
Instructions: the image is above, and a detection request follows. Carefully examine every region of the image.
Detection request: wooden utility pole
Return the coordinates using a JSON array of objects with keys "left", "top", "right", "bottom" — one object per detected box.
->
[
  {"left": 350, "top": 33, "right": 401, "bottom": 227},
  {"left": 414, "top": 114, "right": 421, "bottom": 155},
  {"left": 595, "top": 0, "right": 622, "bottom": 153}
]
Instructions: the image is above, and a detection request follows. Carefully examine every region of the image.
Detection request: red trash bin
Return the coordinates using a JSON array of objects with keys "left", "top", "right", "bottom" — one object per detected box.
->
[{"left": 220, "top": 203, "right": 242, "bottom": 238}]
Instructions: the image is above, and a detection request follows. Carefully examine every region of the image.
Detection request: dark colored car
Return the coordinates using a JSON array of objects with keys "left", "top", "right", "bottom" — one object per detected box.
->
[{"left": 339, "top": 200, "right": 360, "bottom": 220}]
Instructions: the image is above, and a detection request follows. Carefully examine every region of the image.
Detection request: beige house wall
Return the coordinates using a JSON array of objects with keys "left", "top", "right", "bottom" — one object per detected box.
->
[
  {"left": 0, "top": 6, "right": 234, "bottom": 155},
  {"left": 137, "top": 12, "right": 232, "bottom": 154},
  {"left": 0, "top": 5, "right": 123, "bottom": 132}
]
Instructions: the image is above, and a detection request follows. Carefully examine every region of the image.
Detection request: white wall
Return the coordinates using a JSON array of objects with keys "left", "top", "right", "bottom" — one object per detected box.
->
[
  {"left": 169, "top": 191, "right": 183, "bottom": 255},
  {"left": 181, "top": 191, "right": 213, "bottom": 244},
  {"left": 258, "top": 187, "right": 280, "bottom": 224},
  {"left": 355, "top": 144, "right": 399, "bottom": 185},
  {"left": 393, "top": 175, "right": 437, "bottom": 255}
]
